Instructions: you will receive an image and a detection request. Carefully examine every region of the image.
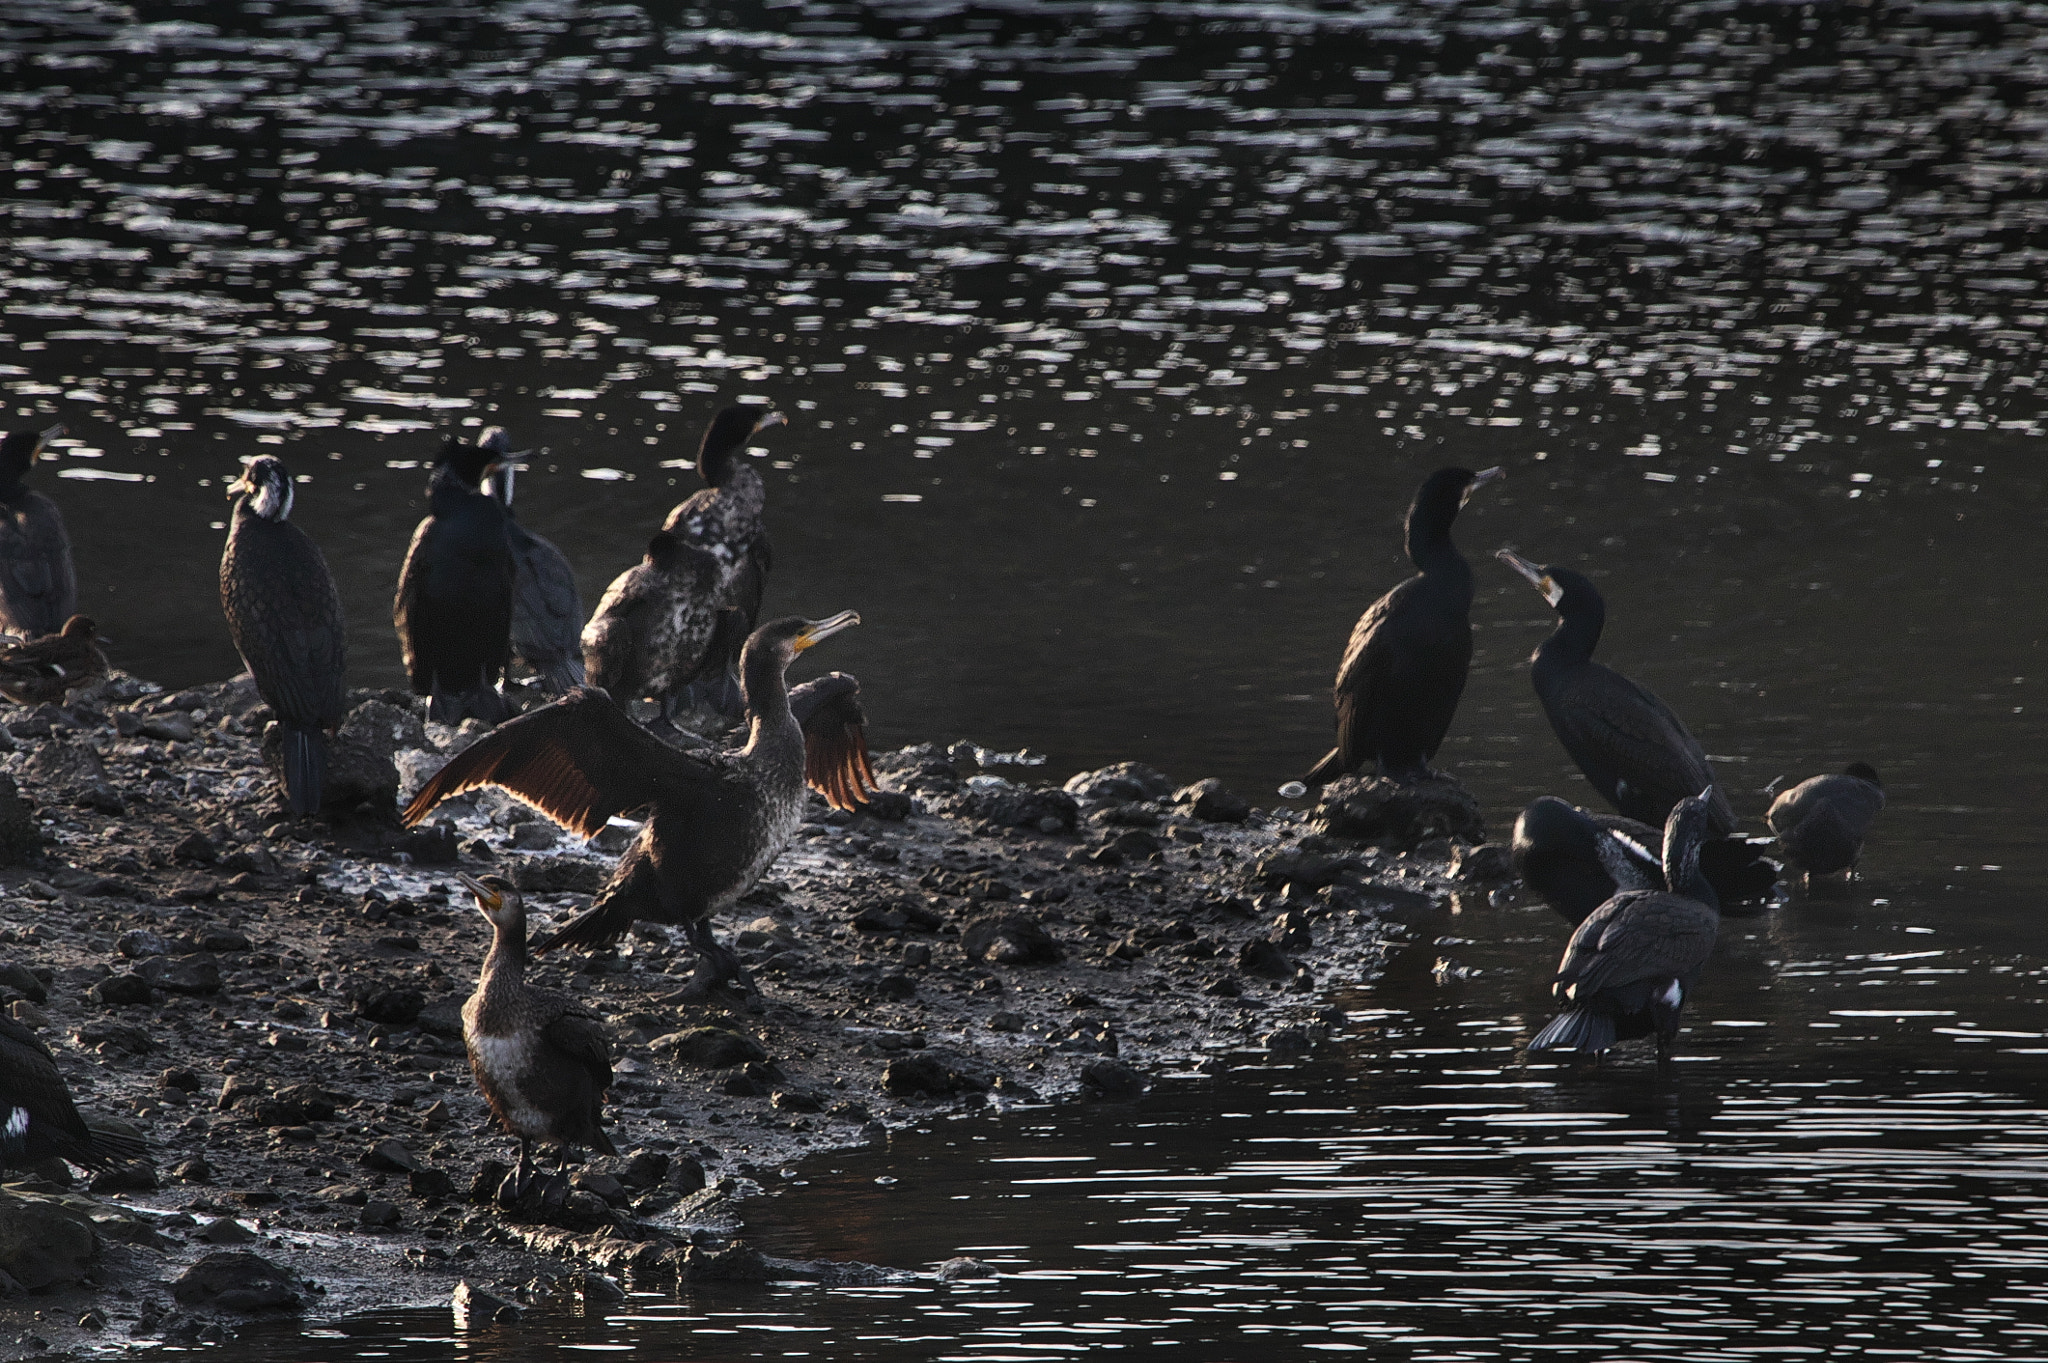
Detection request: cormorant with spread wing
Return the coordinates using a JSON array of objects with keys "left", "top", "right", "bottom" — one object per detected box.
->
[
  {"left": 403, "top": 612, "right": 873, "bottom": 998},
  {"left": 0, "top": 425, "right": 76, "bottom": 638},
  {"left": 1300, "top": 466, "right": 1502, "bottom": 786},
  {"left": 484, "top": 432, "right": 585, "bottom": 696},
  {"left": 394, "top": 432, "right": 514, "bottom": 725}
]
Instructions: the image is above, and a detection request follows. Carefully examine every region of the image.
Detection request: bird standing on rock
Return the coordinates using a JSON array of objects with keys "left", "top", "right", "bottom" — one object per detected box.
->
[
  {"left": 484, "top": 432, "right": 585, "bottom": 696},
  {"left": 1767, "top": 763, "right": 1885, "bottom": 884},
  {"left": 662, "top": 406, "right": 783, "bottom": 717},
  {"left": 394, "top": 431, "right": 515, "bottom": 726},
  {"left": 1529, "top": 791, "right": 1723, "bottom": 1070},
  {"left": 405, "top": 612, "right": 873, "bottom": 999},
  {"left": 220, "top": 456, "right": 348, "bottom": 816},
  {"left": 0, "top": 1014, "right": 148, "bottom": 1172},
  {"left": 580, "top": 532, "right": 731, "bottom": 727},
  {"left": 1298, "top": 466, "right": 1502, "bottom": 788},
  {"left": 0, "top": 615, "right": 107, "bottom": 707},
  {"left": 458, "top": 872, "right": 615, "bottom": 1207},
  {"left": 1496, "top": 549, "right": 1737, "bottom": 838},
  {"left": 0, "top": 424, "right": 77, "bottom": 638}
]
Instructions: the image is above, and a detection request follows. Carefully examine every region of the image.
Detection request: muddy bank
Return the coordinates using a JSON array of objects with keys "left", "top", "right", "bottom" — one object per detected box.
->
[{"left": 0, "top": 676, "right": 1505, "bottom": 1359}]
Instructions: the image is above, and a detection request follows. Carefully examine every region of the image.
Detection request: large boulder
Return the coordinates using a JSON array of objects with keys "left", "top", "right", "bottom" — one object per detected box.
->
[
  {"left": 1063, "top": 762, "right": 1172, "bottom": 803},
  {"left": 1309, "top": 774, "right": 1484, "bottom": 847},
  {"left": 260, "top": 698, "right": 422, "bottom": 816},
  {"left": 172, "top": 1251, "right": 307, "bottom": 1312},
  {"left": 0, "top": 1187, "right": 97, "bottom": 1290}
]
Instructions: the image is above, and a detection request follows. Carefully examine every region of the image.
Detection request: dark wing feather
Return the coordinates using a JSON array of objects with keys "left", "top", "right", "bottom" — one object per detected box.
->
[
  {"left": 1329, "top": 587, "right": 1400, "bottom": 769},
  {"left": 0, "top": 496, "right": 75, "bottom": 637},
  {"left": 221, "top": 513, "right": 349, "bottom": 729},
  {"left": 789, "top": 671, "right": 878, "bottom": 812},
  {"left": 1550, "top": 664, "right": 1734, "bottom": 834},
  {"left": 1555, "top": 891, "right": 1717, "bottom": 999},
  {"left": 0, "top": 1016, "right": 96, "bottom": 1163},
  {"left": 401, "top": 686, "right": 716, "bottom": 836},
  {"left": 540, "top": 1006, "right": 613, "bottom": 1092}
]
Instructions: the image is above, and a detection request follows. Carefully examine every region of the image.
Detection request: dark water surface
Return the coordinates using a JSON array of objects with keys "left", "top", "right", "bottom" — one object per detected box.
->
[{"left": 11, "top": 0, "right": 2048, "bottom": 1356}]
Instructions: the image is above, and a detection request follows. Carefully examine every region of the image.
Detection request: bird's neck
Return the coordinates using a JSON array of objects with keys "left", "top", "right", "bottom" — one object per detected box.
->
[
  {"left": 1667, "top": 850, "right": 1719, "bottom": 911},
  {"left": 1536, "top": 602, "right": 1602, "bottom": 669},
  {"left": 740, "top": 652, "right": 798, "bottom": 754},
  {"left": 428, "top": 465, "right": 483, "bottom": 508},
  {"left": 482, "top": 918, "right": 527, "bottom": 978},
  {"left": 1405, "top": 510, "right": 1463, "bottom": 574}
]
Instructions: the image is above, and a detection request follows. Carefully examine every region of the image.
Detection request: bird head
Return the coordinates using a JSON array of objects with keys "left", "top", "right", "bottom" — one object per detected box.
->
[
  {"left": 0, "top": 425, "right": 61, "bottom": 484},
  {"left": 743, "top": 611, "right": 860, "bottom": 674},
  {"left": 458, "top": 872, "right": 523, "bottom": 933},
  {"left": 698, "top": 405, "right": 784, "bottom": 485},
  {"left": 228, "top": 456, "right": 295, "bottom": 521}
]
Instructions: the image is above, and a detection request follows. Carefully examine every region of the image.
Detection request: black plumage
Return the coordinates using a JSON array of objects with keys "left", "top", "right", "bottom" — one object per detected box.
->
[
  {"left": 0, "top": 1015, "right": 148, "bottom": 1172},
  {"left": 581, "top": 532, "right": 726, "bottom": 719},
  {"left": 404, "top": 612, "right": 870, "bottom": 998},
  {"left": 393, "top": 432, "right": 514, "bottom": 726},
  {"left": 664, "top": 406, "right": 783, "bottom": 716},
  {"left": 1767, "top": 762, "right": 1885, "bottom": 880},
  {"left": 1529, "top": 792, "right": 1722, "bottom": 1067},
  {"left": 0, "top": 615, "right": 106, "bottom": 706},
  {"left": 483, "top": 434, "right": 586, "bottom": 695},
  {"left": 0, "top": 425, "right": 76, "bottom": 638},
  {"left": 221, "top": 457, "right": 348, "bottom": 815},
  {"left": 1302, "top": 466, "right": 1502, "bottom": 785},
  {"left": 1497, "top": 550, "right": 1737, "bottom": 838},
  {"left": 1513, "top": 795, "right": 1778, "bottom": 925}
]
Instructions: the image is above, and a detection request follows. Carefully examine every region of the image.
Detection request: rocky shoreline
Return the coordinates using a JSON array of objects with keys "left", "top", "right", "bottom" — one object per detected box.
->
[{"left": 0, "top": 675, "right": 1509, "bottom": 1359}]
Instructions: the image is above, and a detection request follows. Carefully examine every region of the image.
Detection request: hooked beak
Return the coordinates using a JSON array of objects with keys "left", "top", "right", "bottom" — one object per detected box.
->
[
  {"left": 456, "top": 872, "right": 503, "bottom": 911},
  {"left": 752, "top": 410, "right": 787, "bottom": 435},
  {"left": 1495, "top": 548, "right": 1562, "bottom": 607},
  {"left": 1461, "top": 465, "right": 1504, "bottom": 507},
  {"left": 794, "top": 610, "right": 860, "bottom": 652}
]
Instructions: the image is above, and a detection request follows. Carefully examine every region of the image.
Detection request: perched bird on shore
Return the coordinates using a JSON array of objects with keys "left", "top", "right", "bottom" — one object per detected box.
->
[
  {"left": 1496, "top": 549, "right": 1737, "bottom": 838},
  {"left": 1297, "top": 466, "right": 1502, "bottom": 789},
  {"left": 0, "top": 425, "right": 77, "bottom": 638},
  {"left": 458, "top": 872, "right": 615, "bottom": 1204},
  {"left": 1512, "top": 795, "right": 1777, "bottom": 926},
  {"left": 0, "top": 615, "right": 107, "bottom": 706},
  {"left": 662, "top": 406, "right": 784, "bottom": 716},
  {"left": 0, "top": 1015, "right": 148, "bottom": 1172},
  {"left": 484, "top": 435, "right": 585, "bottom": 696},
  {"left": 405, "top": 612, "right": 870, "bottom": 998},
  {"left": 580, "top": 533, "right": 732, "bottom": 724},
  {"left": 1529, "top": 791, "right": 1722, "bottom": 1069},
  {"left": 220, "top": 457, "right": 348, "bottom": 816},
  {"left": 1767, "top": 763, "right": 1885, "bottom": 883},
  {"left": 394, "top": 432, "right": 514, "bottom": 726}
]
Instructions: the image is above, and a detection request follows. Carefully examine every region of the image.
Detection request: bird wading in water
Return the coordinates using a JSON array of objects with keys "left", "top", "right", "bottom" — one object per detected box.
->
[
  {"left": 221, "top": 456, "right": 348, "bottom": 816},
  {"left": 1767, "top": 763, "right": 1885, "bottom": 886},
  {"left": 394, "top": 432, "right": 515, "bottom": 725},
  {"left": 404, "top": 612, "right": 874, "bottom": 999},
  {"left": 0, "top": 425, "right": 76, "bottom": 638},
  {"left": 1512, "top": 795, "right": 1776, "bottom": 925}
]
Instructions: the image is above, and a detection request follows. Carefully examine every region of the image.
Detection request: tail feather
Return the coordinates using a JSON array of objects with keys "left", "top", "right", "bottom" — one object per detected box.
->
[
  {"left": 1530, "top": 1009, "right": 1616, "bottom": 1055},
  {"left": 529, "top": 899, "right": 634, "bottom": 955},
  {"left": 83, "top": 1116, "right": 150, "bottom": 1167},
  {"left": 281, "top": 726, "right": 326, "bottom": 816},
  {"left": 1300, "top": 747, "right": 1346, "bottom": 787},
  {"left": 541, "top": 656, "right": 587, "bottom": 694}
]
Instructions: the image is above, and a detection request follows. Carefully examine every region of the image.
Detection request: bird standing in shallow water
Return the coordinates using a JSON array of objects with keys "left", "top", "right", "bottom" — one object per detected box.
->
[
  {"left": 1529, "top": 791, "right": 1722, "bottom": 1070},
  {"left": 483, "top": 433, "right": 586, "bottom": 696},
  {"left": 405, "top": 612, "right": 873, "bottom": 999},
  {"left": 1768, "top": 763, "right": 1885, "bottom": 884},
  {"left": 1496, "top": 549, "right": 1737, "bottom": 838},
  {"left": 0, "top": 615, "right": 106, "bottom": 707},
  {"left": 0, "top": 425, "right": 76, "bottom": 638},
  {"left": 662, "top": 406, "right": 783, "bottom": 717},
  {"left": 458, "top": 872, "right": 615, "bottom": 1206},
  {"left": 0, "top": 1014, "right": 148, "bottom": 1172},
  {"left": 394, "top": 432, "right": 515, "bottom": 726},
  {"left": 1512, "top": 795, "right": 1777, "bottom": 925},
  {"left": 220, "top": 457, "right": 348, "bottom": 816},
  {"left": 1299, "top": 466, "right": 1502, "bottom": 787}
]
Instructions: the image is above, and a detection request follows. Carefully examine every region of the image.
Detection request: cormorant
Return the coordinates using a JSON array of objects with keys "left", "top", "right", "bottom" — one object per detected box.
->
[
  {"left": 1512, "top": 795, "right": 1778, "bottom": 925},
  {"left": 663, "top": 406, "right": 783, "bottom": 716},
  {"left": 1, "top": 1014, "right": 148, "bottom": 1171},
  {"left": 403, "top": 612, "right": 871, "bottom": 998},
  {"left": 1496, "top": 549, "right": 1737, "bottom": 837},
  {"left": 393, "top": 431, "right": 514, "bottom": 726},
  {"left": 483, "top": 433, "right": 585, "bottom": 695},
  {"left": 580, "top": 532, "right": 730, "bottom": 724},
  {"left": 458, "top": 872, "right": 615, "bottom": 1203},
  {"left": 1767, "top": 763, "right": 1885, "bottom": 882},
  {"left": 1529, "top": 791, "right": 1721, "bottom": 1068},
  {"left": 1299, "top": 467, "right": 1503, "bottom": 786},
  {"left": 0, "top": 616, "right": 106, "bottom": 706},
  {"left": 220, "top": 457, "right": 348, "bottom": 816},
  {"left": 0, "top": 425, "right": 76, "bottom": 638}
]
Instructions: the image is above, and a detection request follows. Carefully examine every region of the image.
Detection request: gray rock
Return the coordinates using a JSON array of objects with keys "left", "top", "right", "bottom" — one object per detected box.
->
[
  {"left": 1063, "top": 761, "right": 1173, "bottom": 803},
  {"left": 138, "top": 953, "right": 222, "bottom": 995},
  {"left": 1238, "top": 938, "right": 1295, "bottom": 978},
  {"left": 1449, "top": 842, "right": 1514, "bottom": 883},
  {"left": 650, "top": 1027, "right": 767, "bottom": 1068},
  {"left": 504, "top": 854, "right": 605, "bottom": 895},
  {"left": 883, "top": 1051, "right": 991, "bottom": 1097},
  {"left": 1256, "top": 847, "right": 1363, "bottom": 891},
  {"left": 0, "top": 775, "right": 41, "bottom": 864},
  {"left": 961, "top": 913, "right": 1063, "bottom": 965},
  {"left": 88, "top": 973, "right": 154, "bottom": 1008},
  {"left": 354, "top": 987, "right": 424, "bottom": 1025},
  {"left": 451, "top": 1280, "right": 523, "bottom": 1328},
  {"left": 959, "top": 784, "right": 1078, "bottom": 833},
  {"left": 0, "top": 1188, "right": 97, "bottom": 1290},
  {"left": 116, "top": 928, "right": 171, "bottom": 958},
  {"left": 0, "top": 962, "right": 48, "bottom": 1004},
  {"left": 75, "top": 1019, "right": 152, "bottom": 1054},
  {"left": 1079, "top": 1057, "right": 1150, "bottom": 1101},
  {"left": 172, "top": 1251, "right": 306, "bottom": 1312},
  {"left": 1174, "top": 777, "right": 1251, "bottom": 823},
  {"left": 1310, "top": 774, "right": 1485, "bottom": 847}
]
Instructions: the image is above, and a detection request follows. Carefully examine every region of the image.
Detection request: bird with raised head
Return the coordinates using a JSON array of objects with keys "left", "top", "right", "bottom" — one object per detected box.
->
[
  {"left": 1298, "top": 466, "right": 1502, "bottom": 788},
  {"left": 394, "top": 431, "right": 515, "bottom": 725},
  {"left": 1767, "top": 763, "right": 1885, "bottom": 884},
  {"left": 405, "top": 612, "right": 874, "bottom": 998},
  {"left": 1529, "top": 791, "right": 1723, "bottom": 1070},
  {"left": 483, "top": 431, "right": 586, "bottom": 696},
  {"left": 221, "top": 456, "right": 348, "bottom": 816},
  {"left": 1496, "top": 548, "right": 1737, "bottom": 838},
  {"left": 0, "top": 424, "right": 76, "bottom": 638}
]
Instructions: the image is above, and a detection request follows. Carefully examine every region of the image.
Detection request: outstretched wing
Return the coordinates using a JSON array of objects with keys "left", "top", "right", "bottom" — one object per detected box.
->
[
  {"left": 401, "top": 686, "right": 713, "bottom": 836},
  {"left": 788, "top": 671, "right": 878, "bottom": 812}
]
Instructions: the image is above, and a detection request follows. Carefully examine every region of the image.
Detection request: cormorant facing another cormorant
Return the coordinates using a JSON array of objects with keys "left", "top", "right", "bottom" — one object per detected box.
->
[
  {"left": 1767, "top": 763, "right": 1885, "bottom": 883},
  {"left": 221, "top": 457, "right": 348, "bottom": 816},
  {"left": 580, "top": 532, "right": 732, "bottom": 725},
  {"left": 458, "top": 872, "right": 615, "bottom": 1205},
  {"left": 0, "top": 615, "right": 106, "bottom": 706},
  {"left": 1512, "top": 795, "right": 1778, "bottom": 926},
  {"left": 1528, "top": 791, "right": 1722, "bottom": 1069},
  {"left": 394, "top": 432, "right": 515, "bottom": 726},
  {"left": 404, "top": 612, "right": 872, "bottom": 998},
  {"left": 1, "top": 1014, "right": 148, "bottom": 1171},
  {"left": 1496, "top": 549, "right": 1737, "bottom": 838},
  {"left": 1299, "top": 466, "right": 1503, "bottom": 787},
  {"left": 483, "top": 433, "right": 586, "bottom": 696},
  {"left": 0, "top": 425, "right": 77, "bottom": 638},
  {"left": 664, "top": 406, "right": 784, "bottom": 716}
]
